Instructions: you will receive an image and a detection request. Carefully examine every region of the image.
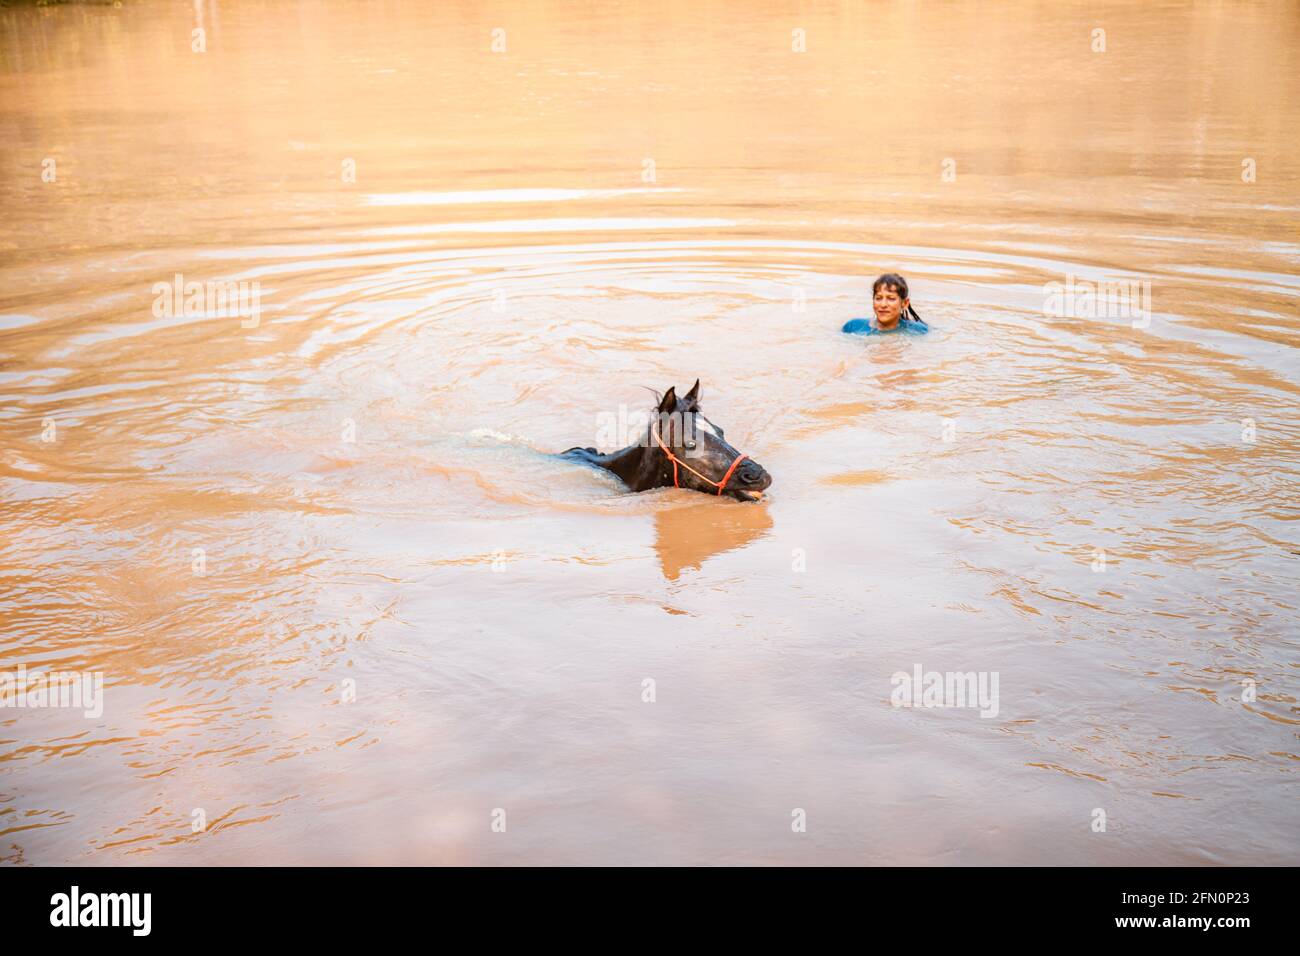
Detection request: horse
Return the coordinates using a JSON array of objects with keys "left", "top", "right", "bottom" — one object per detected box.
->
[{"left": 560, "top": 380, "right": 772, "bottom": 501}]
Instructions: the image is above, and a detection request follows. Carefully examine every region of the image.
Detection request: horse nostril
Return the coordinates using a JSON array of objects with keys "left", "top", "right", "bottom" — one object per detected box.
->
[{"left": 739, "top": 463, "right": 765, "bottom": 484}]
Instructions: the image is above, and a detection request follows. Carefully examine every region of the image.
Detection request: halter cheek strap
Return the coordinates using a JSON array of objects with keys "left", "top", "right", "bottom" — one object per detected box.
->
[{"left": 651, "top": 424, "right": 749, "bottom": 495}]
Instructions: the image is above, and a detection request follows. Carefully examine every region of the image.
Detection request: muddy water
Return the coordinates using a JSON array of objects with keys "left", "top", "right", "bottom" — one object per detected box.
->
[{"left": 1, "top": 1, "right": 1297, "bottom": 865}]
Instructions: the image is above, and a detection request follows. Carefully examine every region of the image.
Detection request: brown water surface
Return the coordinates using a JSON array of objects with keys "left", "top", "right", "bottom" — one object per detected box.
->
[{"left": 1, "top": 1, "right": 1297, "bottom": 864}]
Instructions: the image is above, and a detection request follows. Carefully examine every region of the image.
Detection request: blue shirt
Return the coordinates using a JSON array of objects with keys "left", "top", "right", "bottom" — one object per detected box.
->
[{"left": 842, "top": 317, "right": 929, "bottom": 336}]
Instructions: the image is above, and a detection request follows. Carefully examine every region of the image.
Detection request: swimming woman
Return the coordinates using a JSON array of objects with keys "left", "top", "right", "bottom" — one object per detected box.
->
[{"left": 842, "top": 273, "right": 928, "bottom": 335}]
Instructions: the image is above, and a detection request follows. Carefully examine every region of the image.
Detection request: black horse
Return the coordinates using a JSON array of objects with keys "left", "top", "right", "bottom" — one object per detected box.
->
[{"left": 560, "top": 380, "right": 772, "bottom": 501}]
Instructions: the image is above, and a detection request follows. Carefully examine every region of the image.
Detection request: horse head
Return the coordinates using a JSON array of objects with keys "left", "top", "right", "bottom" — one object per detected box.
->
[{"left": 649, "top": 380, "right": 771, "bottom": 502}]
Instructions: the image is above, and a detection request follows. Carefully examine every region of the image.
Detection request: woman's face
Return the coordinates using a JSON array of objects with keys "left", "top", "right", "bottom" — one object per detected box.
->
[{"left": 873, "top": 285, "right": 908, "bottom": 327}]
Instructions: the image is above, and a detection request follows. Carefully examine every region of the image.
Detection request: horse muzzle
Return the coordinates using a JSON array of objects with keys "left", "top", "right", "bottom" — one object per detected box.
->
[{"left": 729, "top": 460, "right": 771, "bottom": 501}]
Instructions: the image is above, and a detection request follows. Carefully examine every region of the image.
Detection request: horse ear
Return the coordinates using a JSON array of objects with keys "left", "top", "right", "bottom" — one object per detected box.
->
[
  {"left": 658, "top": 386, "right": 678, "bottom": 414},
  {"left": 683, "top": 379, "right": 701, "bottom": 407}
]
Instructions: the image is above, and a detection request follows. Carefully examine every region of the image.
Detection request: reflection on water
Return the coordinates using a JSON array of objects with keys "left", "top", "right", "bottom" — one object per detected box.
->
[
  {"left": 653, "top": 500, "right": 774, "bottom": 581},
  {"left": 0, "top": 0, "right": 1297, "bottom": 865}
]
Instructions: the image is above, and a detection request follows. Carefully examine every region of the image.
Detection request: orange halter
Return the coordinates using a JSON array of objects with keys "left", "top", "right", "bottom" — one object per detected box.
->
[{"left": 651, "top": 423, "right": 750, "bottom": 495}]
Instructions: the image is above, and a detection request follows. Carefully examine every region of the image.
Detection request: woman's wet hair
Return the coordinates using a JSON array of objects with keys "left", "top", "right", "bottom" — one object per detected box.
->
[{"left": 872, "top": 272, "right": 923, "bottom": 323}]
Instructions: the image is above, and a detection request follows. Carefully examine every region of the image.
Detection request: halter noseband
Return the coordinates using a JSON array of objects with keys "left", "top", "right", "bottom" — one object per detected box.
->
[{"left": 651, "top": 421, "right": 750, "bottom": 496}]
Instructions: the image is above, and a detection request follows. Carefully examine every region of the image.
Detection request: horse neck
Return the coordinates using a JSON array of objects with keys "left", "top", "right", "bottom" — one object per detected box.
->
[{"left": 603, "top": 429, "right": 671, "bottom": 489}]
